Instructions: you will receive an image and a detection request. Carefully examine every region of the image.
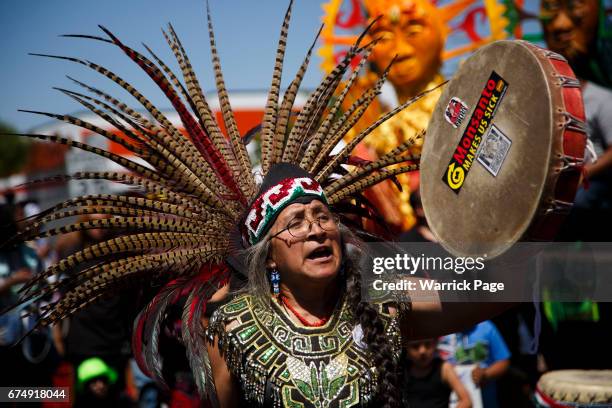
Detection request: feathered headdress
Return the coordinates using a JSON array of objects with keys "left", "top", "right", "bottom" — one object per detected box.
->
[{"left": 4, "top": 0, "right": 434, "bottom": 398}]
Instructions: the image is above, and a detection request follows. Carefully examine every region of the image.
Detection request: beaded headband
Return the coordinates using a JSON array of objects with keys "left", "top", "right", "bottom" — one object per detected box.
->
[{"left": 245, "top": 177, "right": 327, "bottom": 245}]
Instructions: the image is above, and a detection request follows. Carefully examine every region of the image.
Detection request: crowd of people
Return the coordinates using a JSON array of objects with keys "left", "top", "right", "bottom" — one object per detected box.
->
[{"left": 0, "top": 196, "right": 529, "bottom": 408}]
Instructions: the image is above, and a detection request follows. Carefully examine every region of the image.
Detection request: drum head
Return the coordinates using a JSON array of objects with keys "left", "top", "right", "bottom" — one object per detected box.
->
[
  {"left": 421, "top": 40, "right": 555, "bottom": 258},
  {"left": 538, "top": 370, "right": 612, "bottom": 404}
]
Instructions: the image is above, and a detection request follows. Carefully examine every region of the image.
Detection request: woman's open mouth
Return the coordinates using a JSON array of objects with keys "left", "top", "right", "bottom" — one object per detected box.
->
[{"left": 306, "top": 246, "right": 333, "bottom": 262}]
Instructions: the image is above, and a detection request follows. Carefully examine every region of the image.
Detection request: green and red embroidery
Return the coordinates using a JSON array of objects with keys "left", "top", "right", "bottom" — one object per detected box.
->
[{"left": 245, "top": 177, "right": 327, "bottom": 244}]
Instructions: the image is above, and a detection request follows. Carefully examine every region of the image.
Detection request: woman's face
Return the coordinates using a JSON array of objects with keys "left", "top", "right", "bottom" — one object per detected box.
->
[{"left": 267, "top": 200, "right": 342, "bottom": 287}]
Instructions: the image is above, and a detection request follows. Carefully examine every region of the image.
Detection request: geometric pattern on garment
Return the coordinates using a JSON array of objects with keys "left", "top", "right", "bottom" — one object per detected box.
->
[{"left": 207, "top": 293, "right": 402, "bottom": 407}]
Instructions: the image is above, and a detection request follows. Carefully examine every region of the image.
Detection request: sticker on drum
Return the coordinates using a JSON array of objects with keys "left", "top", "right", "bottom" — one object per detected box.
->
[
  {"left": 440, "top": 70, "right": 509, "bottom": 194},
  {"left": 477, "top": 125, "right": 512, "bottom": 177},
  {"left": 444, "top": 97, "right": 469, "bottom": 129}
]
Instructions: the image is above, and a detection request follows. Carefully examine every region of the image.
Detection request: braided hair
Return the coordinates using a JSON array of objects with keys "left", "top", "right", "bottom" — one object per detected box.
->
[{"left": 342, "top": 226, "right": 400, "bottom": 408}]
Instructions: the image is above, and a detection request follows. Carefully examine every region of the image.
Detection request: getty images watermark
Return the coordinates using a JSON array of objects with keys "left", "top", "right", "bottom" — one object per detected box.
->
[
  {"left": 371, "top": 253, "right": 506, "bottom": 294},
  {"left": 359, "top": 242, "right": 612, "bottom": 303}
]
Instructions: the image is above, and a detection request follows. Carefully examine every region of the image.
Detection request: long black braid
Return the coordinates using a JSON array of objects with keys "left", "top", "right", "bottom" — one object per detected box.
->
[{"left": 343, "top": 231, "right": 400, "bottom": 408}]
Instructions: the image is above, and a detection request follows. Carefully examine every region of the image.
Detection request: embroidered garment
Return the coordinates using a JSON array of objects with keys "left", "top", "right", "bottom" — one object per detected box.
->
[{"left": 207, "top": 293, "right": 402, "bottom": 407}]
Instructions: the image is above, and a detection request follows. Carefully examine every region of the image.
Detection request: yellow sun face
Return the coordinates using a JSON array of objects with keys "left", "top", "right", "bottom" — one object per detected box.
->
[
  {"left": 319, "top": 0, "right": 510, "bottom": 76},
  {"left": 366, "top": 0, "right": 445, "bottom": 89}
]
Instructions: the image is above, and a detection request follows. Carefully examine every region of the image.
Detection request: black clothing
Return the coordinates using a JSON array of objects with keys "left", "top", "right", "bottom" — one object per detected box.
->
[
  {"left": 402, "top": 357, "right": 451, "bottom": 408},
  {"left": 65, "top": 296, "right": 132, "bottom": 357},
  {"left": 60, "top": 236, "right": 135, "bottom": 359}
]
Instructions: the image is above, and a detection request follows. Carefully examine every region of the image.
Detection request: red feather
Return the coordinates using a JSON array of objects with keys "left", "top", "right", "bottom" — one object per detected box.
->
[{"left": 98, "top": 26, "right": 245, "bottom": 204}]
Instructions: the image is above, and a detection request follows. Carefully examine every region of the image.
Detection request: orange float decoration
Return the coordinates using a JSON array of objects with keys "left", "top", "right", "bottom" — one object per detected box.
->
[{"left": 319, "top": 0, "right": 511, "bottom": 233}]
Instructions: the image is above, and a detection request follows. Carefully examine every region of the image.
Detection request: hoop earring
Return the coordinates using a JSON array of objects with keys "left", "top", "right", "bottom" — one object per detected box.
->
[{"left": 269, "top": 268, "right": 280, "bottom": 296}]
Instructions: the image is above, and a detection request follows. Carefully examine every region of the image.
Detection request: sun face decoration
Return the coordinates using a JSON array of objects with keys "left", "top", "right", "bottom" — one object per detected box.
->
[
  {"left": 318, "top": 0, "right": 511, "bottom": 232},
  {"left": 366, "top": 0, "right": 446, "bottom": 94},
  {"left": 320, "top": 0, "right": 510, "bottom": 83}
]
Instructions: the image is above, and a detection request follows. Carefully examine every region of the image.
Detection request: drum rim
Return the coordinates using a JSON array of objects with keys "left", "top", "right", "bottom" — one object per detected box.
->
[{"left": 537, "top": 370, "right": 612, "bottom": 404}]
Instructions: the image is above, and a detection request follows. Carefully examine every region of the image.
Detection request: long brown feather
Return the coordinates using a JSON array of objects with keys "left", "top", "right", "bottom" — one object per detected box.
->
[
  {"left": 21, "top": 233, "right": 223, "bottom": 298},
  {"left": 142, "top": 41, "right": 198, "bottom": 116},
  {"left": 326, "top": 164, "right": 420, "bottom": 203},
  {"left": 282, "top": 18, "right": 380, "bottom": 164},
  {"left": 23, "top": 215, "right": 222, "bottom": 243},
  {"left": 66, "top": 76, "right": 152, "bottom": 131},
  {"left": 281, "top": 42, "right": 366, "bottom": 163},
  {"left": 260, "top": 0, "right": 294, "bottom": 173},
  {"left": 163, "top": 25, "right": 253, "bottom": 199},
  {"left": 325, "top": 139, "right": 422, "bottom": 195},
  {"left": 310, "top": 89, "right": 377, "bottom": 175},
  {"left": 299, "top": 43, "right": 379, "bottom": 170},
  {"left": 37, "top": 249, "right": 222, "bottom": 327},
  {"left": 57, "top": 88, "right": 153, "bottom": 150},
  {"left": 31, "top": 53, "right": 223, "bottom": 193},
  {"left": 201, "top": 9, "right": 253, "bottom": 197},
  {"left": 310, "top": 58, "right": 395, "bottom": 174},
  {"left": 274, "top": 24, "right": 323, "bottom": 163},
  {"left": 316, "top": 83, "right": 445, "bottom": 183}
]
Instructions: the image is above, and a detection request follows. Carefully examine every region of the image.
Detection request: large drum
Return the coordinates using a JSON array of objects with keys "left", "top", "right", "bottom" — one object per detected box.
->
[
  {"left": 535, "top": 370, "right": 612, "bottom": 407},
  {"left": 420, "top": 40, "right": 586, "bottom": 258}
]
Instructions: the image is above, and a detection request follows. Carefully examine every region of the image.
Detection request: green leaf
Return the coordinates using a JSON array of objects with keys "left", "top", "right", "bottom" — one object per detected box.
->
[
  {"left": 321, "top": 367, "right": 329, "bottom": 395},
  {"left": 328, "top": 376, "right": 346, "bottom": 399},
  {"left": 310, "top": 365, "right": 320, "bottom": 395},
  {"left": 294, "top": 379, "right": 314, "bottom": 401}
]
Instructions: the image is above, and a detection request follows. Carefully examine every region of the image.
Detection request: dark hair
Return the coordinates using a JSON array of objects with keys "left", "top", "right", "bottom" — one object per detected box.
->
[
  {"left": 0, "top": 204, "right": 18, "bottom": 244},
  {"left": 343, "top": 232, "right": 400, "bottom": 408}
]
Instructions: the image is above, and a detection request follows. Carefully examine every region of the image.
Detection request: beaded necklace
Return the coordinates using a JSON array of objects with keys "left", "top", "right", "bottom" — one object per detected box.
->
[{"left": 279, "top": 294, "right": 330, "bottom": 327}]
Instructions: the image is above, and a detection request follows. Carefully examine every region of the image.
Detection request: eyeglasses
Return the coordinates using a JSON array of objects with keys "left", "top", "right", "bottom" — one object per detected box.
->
[{"left": 271, "top": 213, "right": 339, "bottom": 240}]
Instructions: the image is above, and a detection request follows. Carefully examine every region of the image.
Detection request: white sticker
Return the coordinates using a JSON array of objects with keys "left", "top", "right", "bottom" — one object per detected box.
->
[{"left": 477, "top": 125, "right": 511, "bottom": 177}]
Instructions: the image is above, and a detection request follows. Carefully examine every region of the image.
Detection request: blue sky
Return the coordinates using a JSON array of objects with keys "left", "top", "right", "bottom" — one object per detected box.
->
[
  {"left": 0, "top": 0, "right": 326, "bottom": 131},
  {"left": 0, "top": 0, "right": 545, "bottom": 132}
]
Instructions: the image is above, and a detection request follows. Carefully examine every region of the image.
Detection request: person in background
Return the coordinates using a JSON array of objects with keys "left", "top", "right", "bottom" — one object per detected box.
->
[
  {"left": 22, "top": 201, "right": 56, "bottom": 270},
  {"left": 0, "top": 202, "right": 50, "bottom": 391},
  {"left": 491, "top": 305, "right": 541, "bottom": 408},
  {"left": 438, "top": 321, "right": 511, "bottom": 408},
  {"left": 54, "top": 214, "right": 137, "bottom": 405},
  {"left": 540, "top": 0, "right": 611, "bottom": 87},
  {"left": 76, "top": 357, "right": 126, "bottom": 408},
  {"left": 399, "top": 190, "right": 437, "bottom": 242},
  {"left": 541, "top": 0, "right": 612, "bottom": 240},
  {"left": 402, "top": 338, "right": 471, "bottom": 408},
  {"left": 540, "top": 0, "right": 612, "bottom": 372}
]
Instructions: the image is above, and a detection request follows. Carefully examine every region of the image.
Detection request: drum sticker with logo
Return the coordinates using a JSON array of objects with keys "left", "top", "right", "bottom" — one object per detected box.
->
[
  {"left": 442, "top": 71, "right": 509, "bottom": 194},
  {"left": 444, "top": 97, "right": 469, "bottom": 129},
  {"left": 477, "top": 125, "right": 511, "bottom": 177}
]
